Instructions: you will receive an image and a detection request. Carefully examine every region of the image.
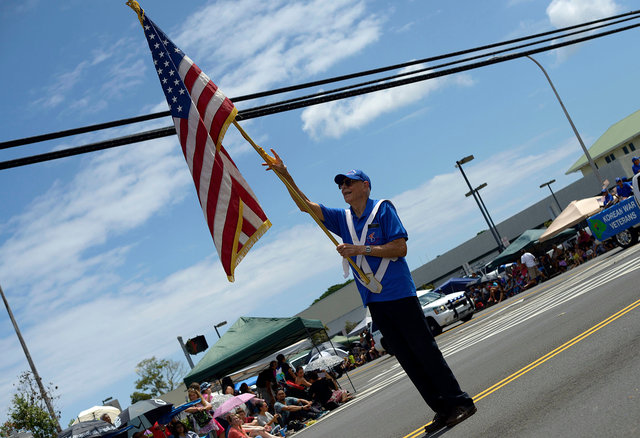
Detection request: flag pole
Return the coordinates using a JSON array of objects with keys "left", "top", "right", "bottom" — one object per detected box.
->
[{"left": 232, "top": 120, "right": 372, "bottom": 286}]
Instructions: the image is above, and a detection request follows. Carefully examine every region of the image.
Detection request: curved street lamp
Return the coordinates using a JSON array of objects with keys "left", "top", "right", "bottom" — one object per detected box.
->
[{"left": 526, "top": 55, "right": 604, "bottom": 186}]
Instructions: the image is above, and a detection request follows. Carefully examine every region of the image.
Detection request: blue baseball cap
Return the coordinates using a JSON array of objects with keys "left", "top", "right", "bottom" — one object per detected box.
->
[
  {"left": 616, "top": 177, "right": 622, "bottom": 182},
  {"left": 633, "top": 156, "right": 640, "bottom": 161},
  {"left": 334, "top": 169, "right": 371, "bottom": 189}
]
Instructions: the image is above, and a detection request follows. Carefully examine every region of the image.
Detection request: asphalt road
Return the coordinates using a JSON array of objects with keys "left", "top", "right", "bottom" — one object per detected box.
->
[{"left": 295, "top": 244, "right": 640, "bottom": 438}]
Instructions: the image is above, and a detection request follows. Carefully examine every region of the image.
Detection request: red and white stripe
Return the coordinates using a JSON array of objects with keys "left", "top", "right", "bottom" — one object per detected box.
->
[{"left": 173, "top": 56, "right": 270, "bottom": 281}]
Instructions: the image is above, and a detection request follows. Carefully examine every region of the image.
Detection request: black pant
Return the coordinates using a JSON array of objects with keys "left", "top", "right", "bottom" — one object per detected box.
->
[{"left": 368, "top": 296, "right": 473, "bottom": 415}]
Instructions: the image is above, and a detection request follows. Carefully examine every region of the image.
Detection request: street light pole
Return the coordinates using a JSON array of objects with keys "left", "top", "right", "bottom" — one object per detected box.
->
[
  {"left": 456, "top": 156, "right": 505, "bottom": 250},
  {"left": 214, "top": 321, "right": 227, "bottom": 339},
  {"left": 467, "top": 182, "right": 504, "bottom": 244},
  {"left": 540, "top": 179, "right": 562, "bottom": 211},
  {"left": 0, "top": 282, "right": 61, "bottom": 432},
  {"left": 526, "top": 55, "right": 604, "bottom": 186}
]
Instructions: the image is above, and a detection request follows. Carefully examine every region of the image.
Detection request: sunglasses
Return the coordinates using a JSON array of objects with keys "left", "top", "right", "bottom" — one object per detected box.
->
[{"left": 339, "top": 178, "right": 359, "bottom": 189}]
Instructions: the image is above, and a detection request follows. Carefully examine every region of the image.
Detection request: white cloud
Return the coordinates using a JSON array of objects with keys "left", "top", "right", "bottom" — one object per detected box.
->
[
  {"left": 175, "top": 0, "right": 383, "bottom": 97},
  {"left": 546, "top": 0, "right": 621, "bottom": 28},
  {"left": 544, "top": 0, "right": 622, "bottom": 62},
  {"left": 300, "top": 66, "right": 474, "bottom": 139},
  {"left": 0, "top": 138, "right": 191, "bottom": 315}
]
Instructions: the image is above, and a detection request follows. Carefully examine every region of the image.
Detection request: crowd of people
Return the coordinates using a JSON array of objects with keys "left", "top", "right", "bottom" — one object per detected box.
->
[
  {"left": 466, "top": 167, "right": 639, "bottom": 310},
  {"left": 468, "top": 229, "right": 617, "bottom": 309},
  {"left": 161, "top": 353, "right": 357, "bottom": 438}
]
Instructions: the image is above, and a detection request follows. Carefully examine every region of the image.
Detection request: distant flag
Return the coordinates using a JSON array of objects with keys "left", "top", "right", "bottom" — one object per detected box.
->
[{"left": 127, "top": 1, "right": 270, "bottom": 281}]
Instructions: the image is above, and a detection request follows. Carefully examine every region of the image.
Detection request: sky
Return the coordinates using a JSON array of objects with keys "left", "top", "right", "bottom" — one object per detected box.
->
[{"left": 2, "top": 0, "right": 640, "bottom": 427}]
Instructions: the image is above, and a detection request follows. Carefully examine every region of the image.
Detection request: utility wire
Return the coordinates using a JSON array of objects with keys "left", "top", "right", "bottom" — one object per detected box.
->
[
  {"left": 2, "top": 12, "right": 640, "bottom": 170},
  {"left": 239, "top": 12, "right": 640, "bottom": 119},
  {"left": 2, "top": 9, "right": 638, "bottom": 151}
]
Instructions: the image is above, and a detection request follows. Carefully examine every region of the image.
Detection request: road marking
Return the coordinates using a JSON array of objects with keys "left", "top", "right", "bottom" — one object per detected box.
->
[{"left": 402, "top": 297, "right": 640, "bottom": 438}]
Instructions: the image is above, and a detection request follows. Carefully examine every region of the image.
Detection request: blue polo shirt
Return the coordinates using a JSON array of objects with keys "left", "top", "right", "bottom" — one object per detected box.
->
[
  {"left": 632, "top": 163, "right": 640, "bottom": 175},
  {"left": 320, "top": 198, "right": 416, "bottom": 306},
  {"left": 616, "top": 182, "right": 633, "bottom": 198}
]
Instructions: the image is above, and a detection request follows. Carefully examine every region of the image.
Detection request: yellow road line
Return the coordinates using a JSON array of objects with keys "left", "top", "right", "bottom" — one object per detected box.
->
[{"left": 402, "top": 297, "right": 640, "bottom": 438}]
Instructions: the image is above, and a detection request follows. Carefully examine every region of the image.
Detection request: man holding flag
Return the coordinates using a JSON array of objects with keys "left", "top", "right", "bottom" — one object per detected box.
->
[
  {"left": 128, "top": 1, "right": 475, "bottom": 431},
  {"left": 264, "top": 150, "right": 477, "bottom": 433}
]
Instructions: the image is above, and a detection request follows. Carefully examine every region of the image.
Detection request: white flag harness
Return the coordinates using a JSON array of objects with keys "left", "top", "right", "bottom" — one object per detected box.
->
[{"left": 342, "top": 199, "right": 397, "bottom": 293}]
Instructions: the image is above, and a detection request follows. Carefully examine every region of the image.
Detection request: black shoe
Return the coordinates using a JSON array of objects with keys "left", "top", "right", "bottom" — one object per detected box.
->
[
  {"left": 445, "top": 404, "right": 477, "bottom": 427},
  {"left": 424, "top": 413, "right": 446, "bottom": 434}
]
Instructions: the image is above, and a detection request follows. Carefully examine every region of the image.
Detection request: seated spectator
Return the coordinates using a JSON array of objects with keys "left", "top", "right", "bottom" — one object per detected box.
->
[
  {"left": 100, "top": 413, "right": 112, "bottom": 424},
  {"left": 226, "top": 414, "right": 251, "bottom": 438},
  {"left": 341, "top": 355, "right": 355, "bottom": 371},
  {"left": 273, "top": 389, "right": 322, "bottom": 426},
  {"left": 184, "top": 387, "right": 224, "bottom": 437},
  {"left": 169, "top": 421, "right": 199, "bottom": 438},
  {"left": 255, "top": 400, "right": 284, "bottom": 436},
  {"left": 487, "top": 281, "right": 501, "bottom": 303},
  {"left": 571, "top": 248, "right": 584, "bottom": 267},
  {"left": 294, "top": 366, "right": 312, "bottom": 388},
  {"left": 539, "top": 253, "right": 556, "bottom": 278},
  {"left": 239, "top": 383, "right": 255, "bottom": 395},
  {"left": 362, "top": 329, "right": 379, "bottom": 360},
  {"left": 501, "top": 273, "right": 515, "bottom": 298},
  {"left": 235, "top": 407, "right": 257, "bottom": 426},
  {"left": 223, "top": 384, "right": 236, "bottom": 396},
  {"left": 577, "top": 229, "right": 593, "bottom": 251},
  {"left": 221, "top": 376, "right": 237, "bottom": 396},
  {"left": 233, "top": 408, "right": 280, "bottom": 438},
  {"left": 615, "top": 177, "right": 633, "bottom": 200},
  {"left": 307, "top": 370, "right": 354, "bottom": 409}
]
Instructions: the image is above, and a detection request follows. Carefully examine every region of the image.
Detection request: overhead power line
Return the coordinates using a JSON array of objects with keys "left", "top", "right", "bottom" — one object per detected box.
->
[{"left": 2, "top": 10, "right": 640, "bottom": 170}]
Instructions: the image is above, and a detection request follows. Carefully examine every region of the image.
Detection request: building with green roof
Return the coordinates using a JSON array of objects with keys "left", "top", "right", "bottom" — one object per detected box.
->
[{"left": 566, "top": 109, "right": 640, "bottom": 178}]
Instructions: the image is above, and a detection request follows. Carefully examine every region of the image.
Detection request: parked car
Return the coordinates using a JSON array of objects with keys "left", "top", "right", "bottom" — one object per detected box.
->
[{"left": 418, "top": 289, "right": 474, "bottom": 336}]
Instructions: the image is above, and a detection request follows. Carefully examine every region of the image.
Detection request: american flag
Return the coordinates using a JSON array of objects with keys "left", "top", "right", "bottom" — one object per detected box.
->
[{"left": 137, "top": 9, "right": 270, "bottom": 281}]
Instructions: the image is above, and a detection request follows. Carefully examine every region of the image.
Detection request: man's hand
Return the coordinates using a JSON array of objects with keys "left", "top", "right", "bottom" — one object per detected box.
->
[
  {"left": 262, "top": 148, "right": 286, "bottom": 175},
  {"left": 337, "top": 243, "right": 365, "bottom": 257}
]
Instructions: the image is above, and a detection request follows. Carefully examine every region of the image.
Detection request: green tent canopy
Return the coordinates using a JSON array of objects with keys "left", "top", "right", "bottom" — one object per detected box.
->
[
  {"left": 487, "top": 228, "right": 576, "bottom": 270},
  {"left": 183, "top": 316, "right": 324, "bottom": 386}
]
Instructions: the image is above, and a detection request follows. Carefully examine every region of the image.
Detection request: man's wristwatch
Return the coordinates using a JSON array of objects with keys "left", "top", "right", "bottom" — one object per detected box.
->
[{"left": 365, "top": 245, "right": 372, "bottom": 254}]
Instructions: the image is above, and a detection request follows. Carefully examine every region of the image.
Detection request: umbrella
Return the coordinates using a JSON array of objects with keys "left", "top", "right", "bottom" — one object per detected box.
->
[
  {"left": 157, "top": 399, "right": 200, "bottom": 425},
  {"left": 58, "top": 420, "right": 130, "bottom": 438},
  {"left": 212, "top": 393, "right": 255, "bottom": 419},
  {"left": 115, "top": 399, "right": 173, "bottom": 436},
  {"left": 539, "top": 197, "right": 602, "bottom": 242},
  {"left": 73, "top": 406, "right": 121, "bottom": 425},
  {"left": 305, "top": 353, "right": 344, "bottom": 372},
  {"left": 209, "top": 393, "right": 234, "bottom": 410}
]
